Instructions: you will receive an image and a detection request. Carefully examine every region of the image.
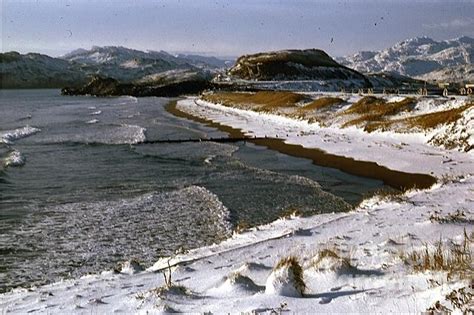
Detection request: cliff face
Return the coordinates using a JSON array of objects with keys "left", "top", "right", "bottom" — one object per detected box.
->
[{"left": 227, "top": 49, "right": 368, "bottom": 83}]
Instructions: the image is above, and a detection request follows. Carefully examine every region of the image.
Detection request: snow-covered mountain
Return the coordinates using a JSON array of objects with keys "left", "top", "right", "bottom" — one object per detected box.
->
[
  {"left": 60, "top": 46, "right": 199, "bottom": 83},
  {"left": 1, "top": 46, "right": 228, "bottom": 88},
  {"left": 337, "top": 36, "right": 473, "bottom": 82}
]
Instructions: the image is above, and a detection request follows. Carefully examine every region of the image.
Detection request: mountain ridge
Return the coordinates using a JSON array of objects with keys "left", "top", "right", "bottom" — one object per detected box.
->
[
  {"left": 337, "top": 36, "right": 473, "bottom": 83},
  {"left": 0, "top": 46, "right": 229, "bottom": 89}
]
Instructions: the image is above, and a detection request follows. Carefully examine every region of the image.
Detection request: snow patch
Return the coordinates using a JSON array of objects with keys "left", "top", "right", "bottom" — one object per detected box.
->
[{"left": 209, "top": 272, "right": 261, "bottom": 296}]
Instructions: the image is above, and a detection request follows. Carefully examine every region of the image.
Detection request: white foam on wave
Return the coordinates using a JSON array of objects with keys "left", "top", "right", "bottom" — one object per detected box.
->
[
  {"left": 3, "top": 185, "right": 232, "bottom": 290},
  {"left": 91, "top": 110, "right": 102, "bottom": 115},
  {"left": 123, "top": 96, "right": 138, "bottom": 103},
  {"left": 1, "top": 126, "right": 41, "bottom": 144},
  {"left": 118, "top": 124, "right": 146, "bottom": 144},
  {"left": 62, "top": 123, "right": 146, "bottom": 144},
  {"left": 3, "top": 150, "right": 25, "bottom": 167}
]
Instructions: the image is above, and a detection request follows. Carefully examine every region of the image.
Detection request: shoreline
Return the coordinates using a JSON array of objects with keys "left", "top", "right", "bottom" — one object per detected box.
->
[
  {"left": 166, "top": 100, "right": 437, "bottom": 191},
  {"left": 2, "top": 97, "right": 472, "bottom": 314}
]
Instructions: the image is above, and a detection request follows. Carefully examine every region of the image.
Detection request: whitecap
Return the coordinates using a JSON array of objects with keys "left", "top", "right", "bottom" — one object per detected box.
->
[
  {"left": 118, "top": 124, "right": 146, "bottom": 144},
  {"left": 3, "top": 185, "right": 233, "bottom": 290},
  {"left": 91, "top": 110, "right": 102, "bottom": 115},
  {"left": 1, "top": 126, "right": 41, "bottom": 144},
  {"left": 3, "top": 150, "right": 25, "bottom": 167},
  {"left": 42, "top": 124, "right": 146, "bottom": 145},
  {"left": 204, "top": 155, "right": 216, "bottom": 165}
]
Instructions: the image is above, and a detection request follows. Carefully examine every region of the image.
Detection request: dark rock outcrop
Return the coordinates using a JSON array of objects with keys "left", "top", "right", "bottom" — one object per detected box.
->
[{"left": 61, "top": 74, "right": 212, "bottom": 97}]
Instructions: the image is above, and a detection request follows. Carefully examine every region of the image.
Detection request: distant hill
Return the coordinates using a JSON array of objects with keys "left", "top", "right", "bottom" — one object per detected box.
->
[
  {"left": 0, "top": 52, "right": 89, "bottom": 89},
  {"left": 224, "top": 49, "right": 371, "bottom": 90},
  {"left": 337, "top": 36, "right": 473, "bottom": 83},
  {"left": 175, "top": 53, "right": 233, "bottom": 69},
  {"left": 0, "top": 46, "right": 228, "bottom": 89}
]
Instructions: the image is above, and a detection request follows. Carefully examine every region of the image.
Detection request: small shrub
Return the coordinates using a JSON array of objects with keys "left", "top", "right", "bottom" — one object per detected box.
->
[
  {"left": 445, "top": 287, "right": 473, "bottom": 312},
  {"left": 234, "top": 220, "right": 252, "bottom": 234},
  {"left": 426, "top": 301, "right": 452, "bottom": 313},
  {"left": 150, "top": 284, "right": 190, "bottom": 298},
  {"left": 427, "top": 286, "right": 474, "bottom": 314}
]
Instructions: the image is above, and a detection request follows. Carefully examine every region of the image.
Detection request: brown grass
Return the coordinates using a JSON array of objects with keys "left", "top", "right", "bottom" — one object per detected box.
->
[
  {"left": 301, "top": 97, "right": 344, "bottom": 111},
  {"left": 234, "top": 220, "right": 252, "bottom": 234},
  {"left": 342, "top": 98, "right": 473, "bottom": 133},
  {"left": 407, "top": 104, "right": 473, "bottom": 130},
  {"left": 360, "top": 103, "right": 473, "bottom": 132},
  {"left": 201, "top": 91, "right": 307, "bottom": 112},
  {"left": 342, "top": 96, "right": 416, "bottom": 130},
  {"left": 274, "top": 256, "right": 306, "bottom": 294},
  {"left": 309, "top": 248, "right": 355, "bottom": 272},
  {"left": 344, "top": 96, "right": 386, "bottom": 114},
  {"left": 402, "top": 230, "right": 472, "bottom": 280}
]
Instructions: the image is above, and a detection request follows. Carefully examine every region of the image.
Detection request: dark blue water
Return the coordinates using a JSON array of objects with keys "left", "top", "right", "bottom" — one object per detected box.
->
[{"left": 0, "top": 89, "right": 385, "bottom": 292}]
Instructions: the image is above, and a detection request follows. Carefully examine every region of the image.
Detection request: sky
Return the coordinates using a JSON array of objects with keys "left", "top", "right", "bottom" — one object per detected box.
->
[{"left": 2, "top": 0, "right": 474, "bottom": 58}]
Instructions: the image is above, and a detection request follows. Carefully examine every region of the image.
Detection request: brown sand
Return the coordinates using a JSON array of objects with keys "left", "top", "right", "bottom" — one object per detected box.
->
[{"left": 166, "top": 100, "right": 436, "bottom": 191}]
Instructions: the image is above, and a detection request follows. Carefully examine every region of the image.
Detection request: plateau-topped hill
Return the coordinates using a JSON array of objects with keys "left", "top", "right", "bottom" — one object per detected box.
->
[{"left": 227, "top": 49, "right": 369, "bottom": 83}]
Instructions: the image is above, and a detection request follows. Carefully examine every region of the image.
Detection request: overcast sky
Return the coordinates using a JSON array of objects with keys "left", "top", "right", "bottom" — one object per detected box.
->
[{"left": 2, "top": 0, "right": 473, "bottom": 57}]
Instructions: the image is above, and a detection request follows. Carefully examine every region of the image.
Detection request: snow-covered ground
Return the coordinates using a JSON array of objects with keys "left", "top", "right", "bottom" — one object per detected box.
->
[{"left": 1, "top": 97, "right": 473, "bottom": 314}]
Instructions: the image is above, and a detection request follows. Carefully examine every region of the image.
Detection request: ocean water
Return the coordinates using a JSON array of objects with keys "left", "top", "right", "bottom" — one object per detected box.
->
[{"left": 0, "top": 89, "right": 386, "bottom": 292}]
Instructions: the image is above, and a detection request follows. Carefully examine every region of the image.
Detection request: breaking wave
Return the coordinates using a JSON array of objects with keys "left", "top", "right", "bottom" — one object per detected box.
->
[
  {"left": 1, "top": 185, "right": 232, "bottom": 292},
  {"left": 38, "top": 123, "right": 147, "bottom": 145},
  {"left": 1, "top": 126, "right": 41, "bottom": 144},
  {"left": 3, "top": 150, "right": 25, "bottom": 167}
]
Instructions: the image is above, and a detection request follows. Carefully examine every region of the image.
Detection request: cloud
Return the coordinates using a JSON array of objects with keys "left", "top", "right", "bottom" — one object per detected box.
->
[{"left": 423, "top": 17, "right": 474, "bottom": 30}]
